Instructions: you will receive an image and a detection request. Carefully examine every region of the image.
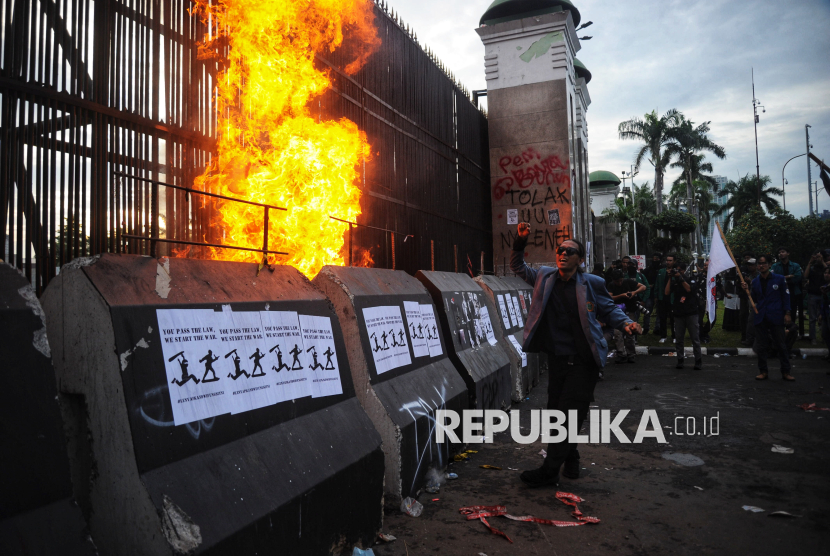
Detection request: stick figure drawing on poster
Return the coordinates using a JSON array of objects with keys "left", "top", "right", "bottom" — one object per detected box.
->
[
  {"left": 409, "top": 322, "right": 417, "bottom": 339},
  {"left": 417, "top": 323, "right": 424, "bottom": 339},
  {"left": 323, "top": 347, "right": 335, "bottom": 370},
  {"left": 289, "top": 344, "right": 304, "bottom": 370},
  {"left": 198, "top": 350, "right": 220, "bottom": 383},
  {"left": 170, "top": 352, "right": 200, "bottom": 386},
  {"left": 381, "top": 330, "right": 390, "bottom": 350},
  {"left": 398, "top": 328, "right": 406, "bottom": 346},
  {"left": 370, "top": 332, "right": 382, "bottom": 352},
  {"left": 391, "top": 328, "right": 400, "bottom": 348},
  {"left": 269, "top": 344, "right": 290, "bottom": 372},
  {"left": 225, "top": 349, "right": 249, "bottom": 380},
  {"left": 249, "top": 348, "right": 266, "bottom": 377},
  {"left": 307, "top": 346, "right": 324, "bottom": 371}
]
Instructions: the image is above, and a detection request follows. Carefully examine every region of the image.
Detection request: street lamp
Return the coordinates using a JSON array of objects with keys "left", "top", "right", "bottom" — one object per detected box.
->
[
  {"left": 621, "top": 166, "right": 639, "bottom": 253},
  {"left": 752, "top": 69, "right": 765, "bottom": 203},
  {"left": 782, "top": 152, "right": 807, "bottom": 212},
  {"left": 807, "top": 124, "right": 814, "bottom": 215}
]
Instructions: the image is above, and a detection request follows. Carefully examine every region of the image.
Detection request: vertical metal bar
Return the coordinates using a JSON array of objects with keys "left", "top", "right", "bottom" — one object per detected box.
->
[
  {"left": 262, "top": 206, "right": 269, "bottom": 258},
  {"left": 391, "top": 232, "right": 395, "bottom": 270},
  {"left": 430, "top": 240, "right": 434, "bottom": 271},
  {"left": 348, "top": 223, "right": 353, "bottom": 266}
]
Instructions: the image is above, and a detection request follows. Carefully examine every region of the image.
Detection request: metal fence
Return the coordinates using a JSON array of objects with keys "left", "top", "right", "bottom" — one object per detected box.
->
[{"left": 0, "top": 0, "right": 491, "bottom": 293}]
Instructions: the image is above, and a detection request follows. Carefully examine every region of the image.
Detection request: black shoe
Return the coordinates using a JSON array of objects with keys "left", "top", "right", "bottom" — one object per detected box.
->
[
  {"left": 563, "top": 459, "right": 580, "bottom": 479},
  {"left": 694, "top": 360, "right": 702, "bottom": 370},
  {"left": 676, "top": 359, "right": 684, "bottom": 370},
  {"left": 627, "top": 355, "right": 636, "bottom": 364},
  {"left": 520, "top": 467, "right": 559, "bottom": 488}
]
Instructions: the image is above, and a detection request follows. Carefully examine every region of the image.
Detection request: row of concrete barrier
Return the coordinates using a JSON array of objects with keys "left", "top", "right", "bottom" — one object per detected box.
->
[{"left": 1, "top": 255, "right": 542, "bottom": 555}]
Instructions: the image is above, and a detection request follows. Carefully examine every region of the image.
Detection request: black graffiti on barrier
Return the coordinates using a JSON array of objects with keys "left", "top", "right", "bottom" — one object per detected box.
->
[
  {"left": 498, "top": 186, "right": 570, "bottom": 207},
  {"left": 500, "top": 225, "right": 572, "bottom": 251}
]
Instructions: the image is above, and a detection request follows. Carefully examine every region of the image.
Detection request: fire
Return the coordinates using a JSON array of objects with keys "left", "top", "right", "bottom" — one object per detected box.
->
[{"left": 191, "top": 0, "right": 380, "bottom": 277}]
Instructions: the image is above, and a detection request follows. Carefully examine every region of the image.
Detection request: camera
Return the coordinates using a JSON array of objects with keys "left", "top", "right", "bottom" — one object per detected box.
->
[{"left": 635, "top": 301, "right": 651, "bottom": 316}]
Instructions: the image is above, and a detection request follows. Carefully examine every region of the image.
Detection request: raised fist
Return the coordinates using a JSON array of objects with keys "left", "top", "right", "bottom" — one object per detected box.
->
[{"left": 517, "top": 222, "right": 531, "bottom": 239}]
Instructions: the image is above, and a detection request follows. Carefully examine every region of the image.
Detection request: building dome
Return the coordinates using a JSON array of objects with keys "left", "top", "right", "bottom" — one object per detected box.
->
[
  {"left": 589, "top": 170, "right": 620, "bottom": 187},
  {"left": 480, "top": 0, "right": 582, "bottom": 27},
  {"left": 574, "top": 57, "right": 592, "bottom": 83}
]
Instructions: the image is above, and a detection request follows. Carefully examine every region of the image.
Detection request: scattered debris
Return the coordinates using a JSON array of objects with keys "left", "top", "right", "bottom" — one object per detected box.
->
[
  {"left": 445, "top": 473, "right": 459, "bottom": 480},
  {"left": 425, "top": 484, "right": 440, "bottom": 494},
  {"left": 459, "top": 492, "right": 600, "bottom": 543},
  {"left": 453, "top": 450, "right": 478, "bottom": 462},
  {"left": 713, "top": 353, "right": 731, "bottom": 358},
  {"left": 798, "top": 402, "right": 830, "bottom": 412},
  {"left": 480, "top": 465, "right": 502, "bottom": 470},
  {"left": 431, "top": 498, "right": 440, "bottom": 502},
  {"left": 771, "top": 445, "right": 794, "bottom": 454},
  {"left": 662, "top": 352, "right": 676, "bottom": 357},
  {"left": 694, "top": 486, "right": 704, "bottom": 491},
  {"left": 400, "top": 497, "right": 423, "bottom": 517},
  {"left": 352, "top": 548, "right": 375, "bottom": 556},
  {"left": 742, "top": 506, "right": 765, "bottom": 513},
  {"left": 662, "top": 452, "right": 705, "bottom": 466},
  {"left": 539, "top": 449, "right": 548, "bottom": 458},
  {"left": 424, "top": 468, "right": 444, "bottom": 494},
  {"left": 377, "top": 533, "right": 396, "bottom": 543},
  {"left": 769, "top": 511, "right": 802, "bottom": 518}
]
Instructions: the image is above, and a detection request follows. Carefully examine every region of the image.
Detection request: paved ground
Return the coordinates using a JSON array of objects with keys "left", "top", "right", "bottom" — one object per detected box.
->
[{"left": 371, "top": 355, "right": 830, "bottom": 556}]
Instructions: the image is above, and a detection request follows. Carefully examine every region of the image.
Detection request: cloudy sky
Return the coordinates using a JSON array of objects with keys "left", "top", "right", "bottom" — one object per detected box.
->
[{"left": 386, "top": 0, "right": 830, "bottom": 218}]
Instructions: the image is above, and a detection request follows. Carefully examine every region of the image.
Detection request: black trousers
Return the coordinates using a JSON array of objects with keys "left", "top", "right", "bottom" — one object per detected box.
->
[
  {"left": 657, "top": 299, "right": 674, "bottom": 338},
  {"left": 755, "top": 320, "right": 792, "bottom": 375},
  {"left": 542, "top": 357, "right": 599, "bottom": 473}
]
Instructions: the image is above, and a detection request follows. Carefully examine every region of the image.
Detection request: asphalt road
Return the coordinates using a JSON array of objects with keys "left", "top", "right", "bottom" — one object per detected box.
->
[{"left": 371, "top": 355, "right": 830, "bottom": 556}]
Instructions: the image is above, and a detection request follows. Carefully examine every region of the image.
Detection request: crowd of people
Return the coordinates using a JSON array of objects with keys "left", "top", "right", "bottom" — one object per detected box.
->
[{"left": 590, "top": 247, "right": 830, "bottom": 379}]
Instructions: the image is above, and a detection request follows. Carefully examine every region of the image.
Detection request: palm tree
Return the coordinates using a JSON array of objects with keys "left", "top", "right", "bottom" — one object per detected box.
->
[
  {"left": 618, "top": 109, "right": 680, "bottom": 215},
  {"left": 665, "top": 116, "right": 726, "bottom": 250},
  {"left": 713, "top": 174, "right": 783, "bottom": 231},
  {"left": 630, "top": 181, "right": 658, "bottom": 254},
  {"left": 667, "top": 179, "right": 720, "bottom": 239},
  {"left": 670, "top": 153, "right": 717, "bottom": 191}
]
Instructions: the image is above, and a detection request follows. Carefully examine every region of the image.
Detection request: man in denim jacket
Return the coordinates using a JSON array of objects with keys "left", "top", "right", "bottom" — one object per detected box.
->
[{"left": 510, "top": 222, "right": 640, "bottom": 487}]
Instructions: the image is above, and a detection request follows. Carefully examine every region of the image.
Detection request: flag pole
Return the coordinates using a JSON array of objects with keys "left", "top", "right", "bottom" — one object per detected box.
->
[{"left": 716, "top": 221, "right": 758, "bottom": 314}]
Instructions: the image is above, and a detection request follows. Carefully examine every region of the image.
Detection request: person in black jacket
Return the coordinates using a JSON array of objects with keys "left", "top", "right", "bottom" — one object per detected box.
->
[{"left": 665, "top": 262, "right": 703, "bottom": 370}]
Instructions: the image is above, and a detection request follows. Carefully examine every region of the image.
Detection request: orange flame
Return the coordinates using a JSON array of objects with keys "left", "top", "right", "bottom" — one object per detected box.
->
[{"left": 192, "top": 0, "right": 379, "bottom": 276}]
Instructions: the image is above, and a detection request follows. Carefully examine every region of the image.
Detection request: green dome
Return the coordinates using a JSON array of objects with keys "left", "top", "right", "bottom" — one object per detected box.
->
[
  {"left": 574, "top": 57, "right": 592, "bottom": 83},
  {"left": 480, "top": 0, "right": 581, "bottom": 27},
  {"left": 589, "top": 170, "right": 620, "bottom": 187}
]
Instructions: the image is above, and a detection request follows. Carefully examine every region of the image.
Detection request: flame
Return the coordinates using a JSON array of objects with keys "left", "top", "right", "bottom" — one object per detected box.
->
[
  {"left": 353, "top": 248, "right": 374, "bottom": 268},
  {"left": 192, "top": 0, "right": 380, "bottom": 276}
]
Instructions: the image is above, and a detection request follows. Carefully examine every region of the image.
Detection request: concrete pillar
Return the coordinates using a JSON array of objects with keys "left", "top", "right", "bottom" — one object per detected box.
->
[{"left": 477, "top": 9, "right": 591, "bottom": 274}]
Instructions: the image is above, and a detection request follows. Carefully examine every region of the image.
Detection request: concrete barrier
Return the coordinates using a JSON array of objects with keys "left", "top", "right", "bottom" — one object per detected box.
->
[
  {"left": 415, "top": 271, "right": 511, "bottom": 410},
  {"left": 313, "top": 267, "right": 467, "bottom": 505},
  {"left": 474, "top": 275, "right": 539, "bottom": 402},
  {"left": 41, "top": 254, "right": 383, "bottom": 555},
  {"left": 501, "top": 274, "right": 547, "bottom": 377},
  {"left": 0, "top": 263, "right": 95, "bottom": 555}
]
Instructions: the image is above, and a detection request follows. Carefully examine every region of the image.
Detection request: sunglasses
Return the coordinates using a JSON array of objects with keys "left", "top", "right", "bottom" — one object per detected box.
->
[{"left": 556, "top": 246, "right": 580, "bottom": 256}]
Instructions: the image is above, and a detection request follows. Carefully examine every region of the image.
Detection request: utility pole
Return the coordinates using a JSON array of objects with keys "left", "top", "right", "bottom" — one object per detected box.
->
[
  {"left": 751, "top": 69, "right": 764, "bottom": 204},
  {"left": 807, "top": 124, "right": 813, "bottom": 216}
]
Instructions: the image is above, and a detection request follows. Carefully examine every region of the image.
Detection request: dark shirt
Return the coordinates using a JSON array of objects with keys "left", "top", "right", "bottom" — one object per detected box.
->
[
  {"left": 671, "top": 274, "right": 700, "bottom": 316},
  {"left": 544, "top": 274, "right": 594, "bottom": 364},
  {"left": 608, "top": 279, "right": 640, "bottom": 312},
  {"left": 644, "top": 263, "right": 661, "bottom": 288},
  {"left": 807, "top": 265, "right": 824, "bottom": 295},
  {"left": 760, "top": 273, "right": 772, "bottom": 296}
]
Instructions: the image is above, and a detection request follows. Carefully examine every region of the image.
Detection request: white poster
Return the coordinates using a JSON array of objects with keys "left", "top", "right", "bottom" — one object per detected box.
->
[
  {"left": 420, "top": 303, "right": 443, "bottom": 357},
  {"left": 496, "top": 294, "right": 512, "bottom": 329},
  {"left": 259, "top": 311, "right": 313, "bottom": 402},
  {"left": 510, "top": 296, "right": 524, "bottom": 328},
  {"left": 299, "top": 315, "right": 343, "bottom": 398},
  {"left": 219, "top": 310, "right": 280, "bottom": 414},
  {"left": 505, "top": 294, "right": 519, "bottom": 328},
  {"left": 362, "top": 306, "right": 412, "bottom": 374},
  {"left": 157, "top": 309, "right": 230, "bottom": 426},
  {"left": 403, "top": 301, "right": 430, "bottom": 358},
  {"left": 508, "top": 335, "right": 528, "bottom": 368},
  {"left": 480, "top": 306, "right": 498, "bottom": 346},
  {"left": 507, "top": 208, "right": 518, "bottom": 225}
]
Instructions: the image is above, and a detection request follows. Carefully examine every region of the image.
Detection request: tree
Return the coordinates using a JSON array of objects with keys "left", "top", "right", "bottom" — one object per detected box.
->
[
  {"left": 665, "top": 116, "right": 726, "bottom": 251},
  {"left": 726, "top": 207, "right": 830, "bottom": 265},
  {"left": 713, "top": 174, "right": 783, "bottom": 231},
  {"left": 630, "top": 180, "right": 658, "bottom": 255},
  {"left": 618, "top": 109, "right": 680, "bottom": 215},
  {"left": 650, "top": 209, "right": 697, "bottom": 254},
  {"left": 667, "top": 179, "right": 720, "bottom": 240}
]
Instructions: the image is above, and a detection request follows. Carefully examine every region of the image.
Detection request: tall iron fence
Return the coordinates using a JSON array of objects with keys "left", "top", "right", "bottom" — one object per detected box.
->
[{"left": 0, "top": 0, "right": 491, "bottom": 293}]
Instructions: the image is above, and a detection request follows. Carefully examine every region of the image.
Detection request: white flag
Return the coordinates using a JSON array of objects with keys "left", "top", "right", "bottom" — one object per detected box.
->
[{"left": 707, "top": 228, "right": 736, "bottom": 323}]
